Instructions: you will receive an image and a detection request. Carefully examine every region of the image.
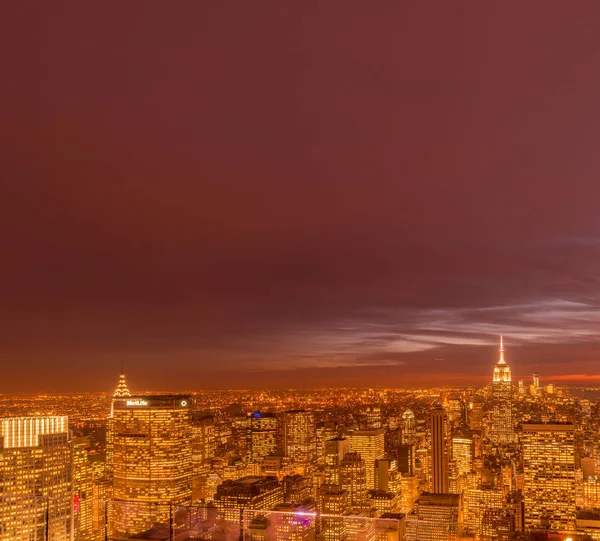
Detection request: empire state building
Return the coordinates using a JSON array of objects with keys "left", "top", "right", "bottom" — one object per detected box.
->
[{"left": 490, "top": 336, "right": 514, "bottom": 443}]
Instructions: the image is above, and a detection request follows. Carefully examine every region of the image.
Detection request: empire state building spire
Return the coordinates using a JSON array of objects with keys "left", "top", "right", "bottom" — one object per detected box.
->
[
  {"left": 493, "top": 335, "right": 511, "bottom": 383},
  {"left": 490, "top": 334, "right": 515, "bottom": 443}
]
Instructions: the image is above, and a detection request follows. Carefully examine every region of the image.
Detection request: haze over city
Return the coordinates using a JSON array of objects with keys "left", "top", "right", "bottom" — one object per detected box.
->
[{"left": 4, "top": 3, "right": 600, "bottom": 392}]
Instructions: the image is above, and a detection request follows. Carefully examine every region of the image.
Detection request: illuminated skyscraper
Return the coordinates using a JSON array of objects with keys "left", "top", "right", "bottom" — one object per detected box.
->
[
  {"left": 113, "top": 368, "right": 131, "bottom": 398},
  {"left": 463, "top": 484, "right": 504, "bottom": 538},
  {"left": 402, "top": 409, "right": 416, "bottom": 445},
  {"left": 272, "top": 500, "right": 317, "bottom": 541},
  {"left": 325, "top": 437, "right": 351, "bottom": 485},
  {"left": 348, "top": 428, "right": 385, "bottom": 490},
  {"left": 73, "top": 436, "right": 102, "bottom": 541},
  {"left": 533, "top": 371, "right": 540, "bottom": 396},
  {"left": 282, "top": 410, "right": 316, "bottom": 475},
  {"left": 522, "top": 423, "right": 576, "bottom": 532},
  {"left": 110, "top": 395, "right": 193, "bottom": 534},
  {"left": 406, "top": 492, "right": 462, "bottom": 541},
  {"left": 468, "top": 399, "right": 483, "bottom": 431},
  {"left": 0, "top": 416, "right": 72, "bottom": 541},
  {"left": 450, "top": 435, "right": 472, "bottom": 493},
  {"left": 191, "top": 412, "right": 216, "bottom": 501},
  {"left": 318, "top": 484, "right": 349, "bottom": 541},
  {"left": 248, "top": 412, "right": 278, "bottom": 464},
  {"left": 399, "top": 475, "right": 419, "bottom": 513},
  {"left": 430, "top": 405, "right": 449, "bottom": 494},
  {"left": 325, "top": 437, "right": 351, "bottom": 468},
  {"left": 282, "top": 474, "right": 313, "bottom": 504},
  {"left": 215, "top": 475, "right": 284, "bottom": 513},
  {"left": 490, "top": 336, "right": 514, "bottom": 443},
  {"left": 106, "top": 370, "right": 132, "bottom": 476},
  {"left": 398, "top": 444, "right": 415, "bottom": 476},
  {"left": 369, "top": 490, "right": 399, "bottom": 516},
  {"left": 339, "top": 452, "right": 368, "bottom": 512}
]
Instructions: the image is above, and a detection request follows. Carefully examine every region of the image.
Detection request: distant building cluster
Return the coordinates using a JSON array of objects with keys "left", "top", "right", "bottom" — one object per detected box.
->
[{"left": 1, "top": 338, "right": 599, "bottom": 541}]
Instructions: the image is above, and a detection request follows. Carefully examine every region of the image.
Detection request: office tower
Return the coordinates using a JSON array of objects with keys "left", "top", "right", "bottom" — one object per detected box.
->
[
  {"left": 326, "top": 437, "right": 351, "bottom": 467},
  {"left": 339, "top": 452, "right": 368, "bottom": 512},
  {"left": 581, "top": 456, "right": 596, "bottom": 479},
  {"left": 369, "top": 490, "right": 400, "bottom": 516},
  {"left": 348, "top": 428, "right": 385, "bottom": 490},
  {"left": 248, "top": 514, "right": 270, "bottom": 541},
  {"left": 406, "top": 492, "right": 462, "bottom": 541},
  {"left": 362, "top": 406, "right": 382, "bottom": 429},
  {"left": 451, "top": 435, "right": 472, "bottom": 492},
  {"left": 283, "top": 474, "right": 313, "bottom": 503},
  {"left": 468, "top": 399, "right": 483, "bottom": 431},
  {"left": 272, "top": 500, "right": 317, "bottom": 541},
  {"left": 415, "top": 447, "right": 429, "bottom": 483},
  {"left": 533, "top": 371, "right": 540, "bottom": 396},
  {"left": 110, "top": 395, "right": 193, "bottom": 534},
  {"left": 315, "top": 423, "right": 327, "bottom": 466},
  {"left": 318, "top": 485, "right": 349, "bottom": 541},
  {"left": 402, "top": 409, "right": 416, "bottom": 445},
  {"left": 582, "top": 477, "right": 600, "bottom": 508},
  {"left": 324, "top": 437, "right": 351, "bottom": 485},
  {"left": 374, "top": 457, "right": 396, "bottom": 492},
  {"left": 463, "top": 484, "right": 504, "bottom": 537},
  {"left": 73, "top": 436, "right": 103, "bottom": 541},
  {"left": 192, "top": 412, "right": 215, "bottom": 463},
  {"left": 398, "top": 444, "right": 415, "bottom": 476},
  {"left": 490, "top": 336, "right": 514, "bottom": 444},
  {"left": 248, "top": 412, "right": 278, "bottom": 464},
  {"left": 522, "top": 423, "right": 576, "bottom": 532},
  {"left": 215, "top": 475, "right": 284, "bottom": 510},
  {"left": 399, "top": 475, "right": 419, "bottom": 513},
  {"left": 231, "top": 414, "right": 251, "bottom": 457},
  {"left": 223, "top": 455, "right": 251, "bottom": 480},
  {"left": 0, "top": 416, "right": 72, "bottom": 541},
  {"left": 345, "top": 514, "right": 376, "bottom": 541},
  {"left": 283, "top": 410, "right": 316, "bottom": 475},
  {"left": 92, "top": 473, "right": 110, "bottom": 539},
  {"left": 106, "top": 370, "right": 132, "bottom": 476},
  {"left": 191, "top": 412, "right": 215, "bottom": 501},
  {"left": 430, "top": 405, "right": 449, "bottom": 494},
  {"left": 518, "top": 380, "right": 525, "bottom": 395}
]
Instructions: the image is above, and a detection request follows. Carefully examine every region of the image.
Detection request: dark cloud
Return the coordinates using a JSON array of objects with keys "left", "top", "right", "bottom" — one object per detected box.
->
[{"left": 2, "top": 2, "right": 600, "bottom": 391}]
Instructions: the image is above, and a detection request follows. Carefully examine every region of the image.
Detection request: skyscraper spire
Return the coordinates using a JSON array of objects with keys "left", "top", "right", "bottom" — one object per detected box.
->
[
  {"left": 113, "top": 367, "right": 131, "bottom": 398},
  {"left": 491, "top": 333, "right": 514, "bottom": 443}
]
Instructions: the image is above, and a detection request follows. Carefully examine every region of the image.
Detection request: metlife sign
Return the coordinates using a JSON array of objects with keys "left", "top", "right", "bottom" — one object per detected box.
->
[
  {"left": 127, "top": 399, "right": 148, "bottom": 406},
  {"left": 116, "top": 396, "right": 192, "bottom": 409}
]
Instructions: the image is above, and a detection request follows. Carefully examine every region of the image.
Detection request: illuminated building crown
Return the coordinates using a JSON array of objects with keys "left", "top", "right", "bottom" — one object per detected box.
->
[
  {"left": 402, "top": 408, "right": 415, "bottom": 420},
  {"left": 113, "top": 370, "right": 131, "bottom": 398},
  {"left": 493, "top": 335, "right": 511, "bottom": 383}
]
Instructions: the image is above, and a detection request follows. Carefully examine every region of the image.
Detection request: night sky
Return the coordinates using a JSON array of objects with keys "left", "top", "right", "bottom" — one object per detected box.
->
[{"left": 3, "top": 3, "right": 600, "bottom": 392}]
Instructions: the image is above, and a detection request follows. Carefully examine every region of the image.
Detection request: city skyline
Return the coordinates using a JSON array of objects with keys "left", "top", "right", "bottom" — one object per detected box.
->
[
  {"left": 1, "top": 352, "right": 594, "bottom": 540},
  {"left": 4, "top": 3, "right": 600, "bottom": 539}
]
